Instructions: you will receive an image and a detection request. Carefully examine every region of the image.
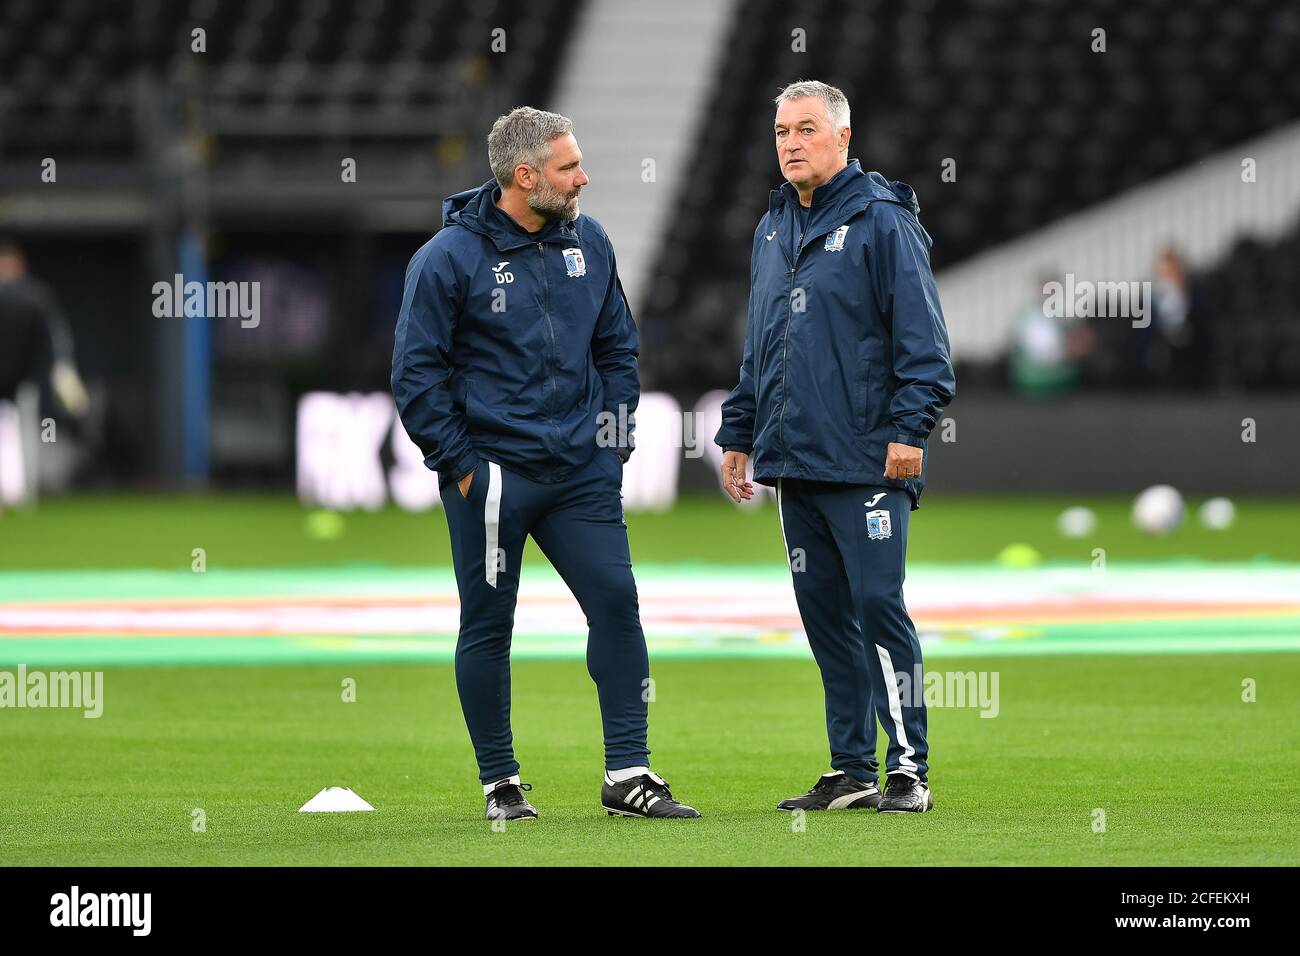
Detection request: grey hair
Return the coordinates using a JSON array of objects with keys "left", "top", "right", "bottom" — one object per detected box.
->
[
  {"left": 774, "top": 80, "right": 851, "bottom": 133},
  {"left": 487, "top": 107, "right": 575, "bottom": 189}
]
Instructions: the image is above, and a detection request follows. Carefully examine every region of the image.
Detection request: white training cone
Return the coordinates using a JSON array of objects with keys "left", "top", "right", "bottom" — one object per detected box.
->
[{"left": 298, "top": 787, "right": 375, "bottom": 813}]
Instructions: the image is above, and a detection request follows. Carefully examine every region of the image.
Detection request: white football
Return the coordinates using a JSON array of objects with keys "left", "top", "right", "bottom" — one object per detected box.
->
[
  {"left": 1057, "top": 506, "right": 1097, "bottom": 538},
  {"left": 1199, "top": 497, "right": 1236, "bottom": 530},
  {"left": 1131, "top": 485, "right": 1185, "bottom": 536}
]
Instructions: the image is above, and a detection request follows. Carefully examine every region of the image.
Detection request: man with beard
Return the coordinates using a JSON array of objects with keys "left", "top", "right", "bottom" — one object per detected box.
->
[{"left": 392, "top": 107, "right": 699, "bottom": 821}]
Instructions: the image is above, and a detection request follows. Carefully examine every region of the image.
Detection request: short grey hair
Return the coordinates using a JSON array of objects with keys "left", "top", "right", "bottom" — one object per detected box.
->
[
  {"left": 774, "top": 80, "right": 851, "bottom": 133},
  {"left": 487, "top": 107, "right": 574, "bottom": 189}
]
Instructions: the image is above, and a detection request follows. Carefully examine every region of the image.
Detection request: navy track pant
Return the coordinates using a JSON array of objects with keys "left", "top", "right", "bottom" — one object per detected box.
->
[
  {"left": 441, "top": 449, "right": 650, "bottom": 783},
  {"left": 776, "top": 479, "right": 929, "bottom": 782}
]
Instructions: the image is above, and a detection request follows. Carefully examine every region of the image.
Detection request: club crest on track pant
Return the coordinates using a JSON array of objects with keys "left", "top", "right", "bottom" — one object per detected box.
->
[
  {"left": 776, "top": 479, "right": 929, "bottom": 782},
  {"left": 441, "top": 449, "right": 650, "bottom": 784}
]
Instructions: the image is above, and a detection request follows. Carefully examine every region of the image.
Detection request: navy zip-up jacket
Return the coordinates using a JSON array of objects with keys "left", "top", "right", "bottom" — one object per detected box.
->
[
  {"left": 715, "top": 160, "right": 956, "bottom": 508},
  {"left": 392, "top": 178, "right": 639, "bottom": 486}
]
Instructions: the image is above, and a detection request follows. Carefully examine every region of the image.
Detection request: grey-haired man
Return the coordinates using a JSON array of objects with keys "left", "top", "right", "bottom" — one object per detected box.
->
[{"left": 716, "top": 80, "right": 956, "bottom": 814}]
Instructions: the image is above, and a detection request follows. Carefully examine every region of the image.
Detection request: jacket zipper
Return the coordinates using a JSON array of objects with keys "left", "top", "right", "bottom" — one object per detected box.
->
[
  {"left": 537, "top": 241, "right": 558, "bottom": 426},
  {"left": 776, "top": 225, "right": 802, "bottom": 478},
  {"left": 769, "top": 199, "right": 866, "bottom": 478}
]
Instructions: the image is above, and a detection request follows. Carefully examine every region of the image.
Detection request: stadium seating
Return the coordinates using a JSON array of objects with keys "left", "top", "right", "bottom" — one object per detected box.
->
[
  {"left": 3, "top": 0, "right": 1296, "bottom": 395},
  {"left": 639, "top": 0, "right": 1300, "bottom": 393},
  {"left": 0, "top": 0, "right": 574, "bottom": 159}
]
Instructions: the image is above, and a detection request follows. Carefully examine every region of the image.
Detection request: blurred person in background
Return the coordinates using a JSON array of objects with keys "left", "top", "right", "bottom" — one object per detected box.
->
[
  {"left": 0, "top": 239, "right": 88, "bottom": 508},
  {"left": 1146, "top": 246, "right": 1213, "bottom": 389},
  {"left": 1010, "top": 270, "right": 1094, "bottom": 396}
]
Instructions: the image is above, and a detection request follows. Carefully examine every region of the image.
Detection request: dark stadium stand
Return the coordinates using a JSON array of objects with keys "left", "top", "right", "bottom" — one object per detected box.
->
[
  {"left": 1217, "top": 228, "right": 1300, "bottom": 388},
  {"left": 0, "top": 0, "right": 582, "bottom": 483},
  {"left": 1077, "top": 226, "right": 1300, "bottom": 391},
  {"left": 639, "top": 0, "right": 1300, "bottom": 393},
  {"left": 1, "top": 0, "right": 1296, "bottom": 400},
  {"left": 0, "top": 0, "right": 573, "bottom": 161}
]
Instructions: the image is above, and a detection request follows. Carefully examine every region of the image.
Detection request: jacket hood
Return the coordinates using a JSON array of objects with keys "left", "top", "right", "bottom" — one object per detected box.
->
[
  {"left": 441, "top": 178, "right": 579, "bottom": 252},
  {"left": 772, "top": 159, "right": 920, "bottom": 222}
]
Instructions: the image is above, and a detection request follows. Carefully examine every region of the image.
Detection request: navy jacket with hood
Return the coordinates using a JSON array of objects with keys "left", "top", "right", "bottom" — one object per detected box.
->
[
  {"left": 392, "top": 178, "right": 638, "bottom": 486},
  {"left": 714, "top": 160, "right": 956, "bottom": 508}
]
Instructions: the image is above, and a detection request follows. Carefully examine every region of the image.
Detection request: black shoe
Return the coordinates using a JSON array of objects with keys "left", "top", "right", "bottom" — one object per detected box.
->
[
  {"left": 877, "top": 772, "right": 933, "bottom": 813},
  {"left": 602, "top": 772, "right": 701, "bottom": 818},
  {"left": 485, "top": 781, "right": 538, "bottom": 821},
  {"left": 777, "top": 771, "right": 881, "bottom": 811}
]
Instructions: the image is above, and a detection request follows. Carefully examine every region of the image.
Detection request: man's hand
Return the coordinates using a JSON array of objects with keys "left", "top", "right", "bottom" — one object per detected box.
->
[
  {"left": 458, "top": 469, "right": 476, "bottom": 498},
  {"left": 883, "top": 442, "right": 923, "bottom": 480},
  {"left": 721, "top": 451, "right": 754, "bottom": 502}
]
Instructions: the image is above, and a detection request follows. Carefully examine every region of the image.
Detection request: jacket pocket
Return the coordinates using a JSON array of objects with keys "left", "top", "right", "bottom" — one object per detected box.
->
[
  {"left": 464, "top": 380, "right": 499, "bottom": 444},
  {"left": 857, "top": 358, "right": 873, "bottom": 434},
  {"left": 456, "top": 468, "right": 475, "bottom": 500},
  {"left": 463, "top": 379, "right": 479, "bottom": 426}
]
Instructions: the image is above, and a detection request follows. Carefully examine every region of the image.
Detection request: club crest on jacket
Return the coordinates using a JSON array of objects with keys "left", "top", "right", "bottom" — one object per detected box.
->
[{"left": 563, "top": 247, "right": 586, "bottom": 277}]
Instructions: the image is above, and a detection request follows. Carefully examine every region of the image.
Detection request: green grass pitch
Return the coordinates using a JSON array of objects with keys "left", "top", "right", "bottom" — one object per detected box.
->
[
  {"left": 1, "top": 493, "right": 1298, "bottom": 866},
  {"left": 4, "top": 492, "right": 1300, "bottom": 568},
  {"left": 2, "top": 654, "right": 1297, "bottom": 866}
]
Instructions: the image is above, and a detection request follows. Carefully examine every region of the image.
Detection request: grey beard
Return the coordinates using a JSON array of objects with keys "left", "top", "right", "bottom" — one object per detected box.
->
[{"left": 528, "top": 183, "right": 579, "bottom": 221}]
